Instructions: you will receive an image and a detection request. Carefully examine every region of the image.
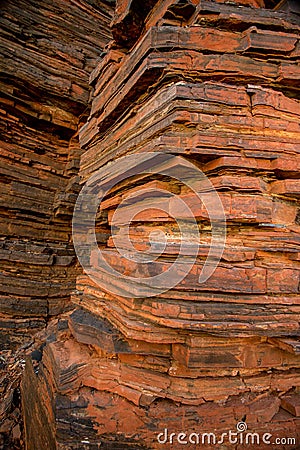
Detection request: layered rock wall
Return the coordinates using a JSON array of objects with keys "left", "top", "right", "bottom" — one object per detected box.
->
[
  {"left": 21, "top": 0, "right": 300, "bottom": 449},
  {"left": 0, "top": 1, "right": 113, "bottom": 447}
]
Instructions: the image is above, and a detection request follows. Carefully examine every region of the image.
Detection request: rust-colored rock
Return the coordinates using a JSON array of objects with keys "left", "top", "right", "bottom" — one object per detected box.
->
[
  {"left": 1, "top": 0, "right": 300, "bottom": 449},
  {"left": 0, "top": 0, "right": 113, "bottom": 447}
]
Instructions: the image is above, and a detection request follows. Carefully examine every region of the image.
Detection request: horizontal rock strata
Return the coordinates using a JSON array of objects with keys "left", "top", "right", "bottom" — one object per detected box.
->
[
  {"left": 20, "top": 0, "right": 300, "bottom": 448},
  {"left": 0, "top": 0, "right": 113, "bottom": 447}
]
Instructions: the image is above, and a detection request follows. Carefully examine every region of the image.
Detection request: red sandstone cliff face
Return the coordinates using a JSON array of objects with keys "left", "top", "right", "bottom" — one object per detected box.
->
[
  {"left": 1, "top": 0, "right": 300, "bottom": 449},
  {"left": 0, "top": 0, "right": 113, "bottom": 447}
]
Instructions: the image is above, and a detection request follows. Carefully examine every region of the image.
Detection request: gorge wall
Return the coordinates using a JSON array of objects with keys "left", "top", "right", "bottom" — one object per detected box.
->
[
  {"left": 0, "top": 0, "right": 300, "bottom": 449},
  {"left": 0, "top": 0, "right": 113, "bottom": 447}
]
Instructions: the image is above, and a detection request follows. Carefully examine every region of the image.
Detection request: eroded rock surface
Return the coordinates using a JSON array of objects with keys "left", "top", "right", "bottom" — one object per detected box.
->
[
  {"left": 0, "top": 0, "right": 113, "bottom": 447},
  {"left": 1, "top": 0, "right": 300, "bottom": 449}
]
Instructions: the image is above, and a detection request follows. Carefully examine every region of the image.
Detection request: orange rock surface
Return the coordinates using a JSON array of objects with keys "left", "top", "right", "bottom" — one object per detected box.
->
[{"left": 1, "top": 0, "right": 300, "bottom": 449}]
